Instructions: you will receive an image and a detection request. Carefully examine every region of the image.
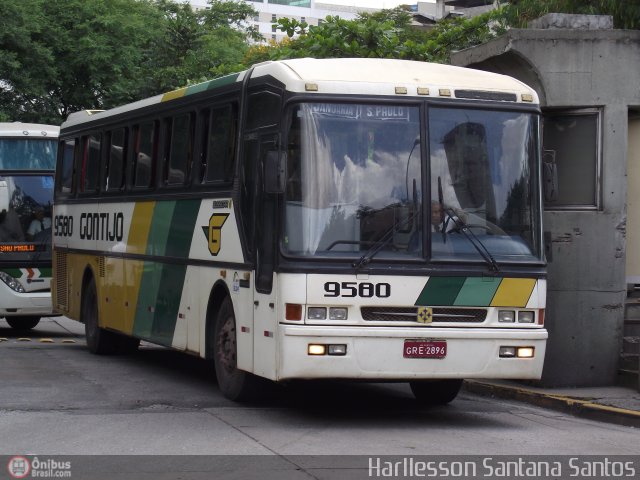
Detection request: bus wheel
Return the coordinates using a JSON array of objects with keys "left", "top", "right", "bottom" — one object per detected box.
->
[
  {"left": 82, "top": 277, "right": 118, "bottom": 355},
  {"left": 6, "top": 316, "right": 40, "bottom": 331},
  {"left": 409, "top": 379, "right": 463, "bottom": 405},
  {"left": 117, "top": 336, "right": 140, "bottom": 354},
  {"left": 213, "top": 297, "right": 259, "bottom": 401}
]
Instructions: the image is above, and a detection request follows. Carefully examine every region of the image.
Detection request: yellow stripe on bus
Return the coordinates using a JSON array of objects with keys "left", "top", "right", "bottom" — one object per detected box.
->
[
  {"left": 127, "top": 202, "right": 155, "bottom": 255},
  {"left": 161, "top": 87, "right": 187, "bottom": 102},
  {"left": 490, "top": 278, "right": 536, "bottom": 308},
  {"left": 122, "top": 202, "right": 155, "bottom": 334}
]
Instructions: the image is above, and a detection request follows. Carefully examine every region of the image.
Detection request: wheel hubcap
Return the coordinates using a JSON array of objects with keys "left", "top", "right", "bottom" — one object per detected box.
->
[{"left": 217, "top": 315, "right": 236, "bottom": 374}]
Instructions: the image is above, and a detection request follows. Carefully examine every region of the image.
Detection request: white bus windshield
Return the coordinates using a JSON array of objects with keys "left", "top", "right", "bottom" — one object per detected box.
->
[
  {"left": 284, "top": 102, "right": 542, "bottom": 265},
  {"left": 429, "top": 107, "right": 542, "bottom": 263},
  {"left": 0, "top": 175, "right": 54, "bottom": 257},
  {"left": 0, "top": 139, "right": 57, "bottom": 170},
  {"left": 284, "top": 102, "right": 423, "bottom": 260}
]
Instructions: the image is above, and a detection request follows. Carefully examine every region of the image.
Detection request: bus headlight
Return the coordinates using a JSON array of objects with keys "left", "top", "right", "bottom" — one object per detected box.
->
[
  {"left": 518, "top": 311, "right": 535, "bottom": 323},
  {"left": 329, "top": 307, "right": 348, "bottom": 320},
  {"left": 0, "top": 271, "right": 25, "bottom": 293},
  {"left": 307, "top": 307, "right": 327, "bottom": 320},
  {"left": 498, "top": 310, "right": 515, "bottom": 322}
]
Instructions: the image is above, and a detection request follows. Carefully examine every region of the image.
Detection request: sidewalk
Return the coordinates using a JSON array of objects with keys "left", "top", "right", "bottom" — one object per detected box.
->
[{"left": 464, "top": 379, "right": 640, "bottom": 428}]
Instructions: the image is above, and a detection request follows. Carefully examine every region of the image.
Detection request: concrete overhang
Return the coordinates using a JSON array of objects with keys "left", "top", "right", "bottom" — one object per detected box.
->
[{"left": 450, "top": 28, "right": 640, "bottom": 107}]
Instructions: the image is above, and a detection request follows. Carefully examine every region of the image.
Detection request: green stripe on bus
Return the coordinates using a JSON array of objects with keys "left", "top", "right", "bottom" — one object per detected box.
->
[
  {"left": 453, "top": 277, "right": 501, "bottom": 306},
  {"left": 145, "top": 201, "right": 176, "bottom": 256},
  {"left": 132, "top": 262, "right": 159, "bottom": 339},
  {"left": 1, "top": 268, "right": 22, "bottom": 278},
  {"left": 134, "top": 199, "right": 200, "bottom": 345},
  {"left": 39, "top": 267, "right": 52, "bottom": 277},
  {"left": 148, "top": 200, "right": 200, "bottom": 345},
  {"left": 415, "top": 276, "right": 467, "bottom": 306},
  {"left": 165, "top": 199, "right": 201, "bottom": 258},
  {"left": 151, "top": 263, "right": 187, "bottom": 346}
]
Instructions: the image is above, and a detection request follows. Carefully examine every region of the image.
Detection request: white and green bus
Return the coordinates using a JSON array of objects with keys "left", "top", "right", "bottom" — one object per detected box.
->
[
  {"left": 53, "top": 58, "right": 547, "bottom": 404},
  {"left": 0, "top": 123, "right": 58, "bottom": 331}
]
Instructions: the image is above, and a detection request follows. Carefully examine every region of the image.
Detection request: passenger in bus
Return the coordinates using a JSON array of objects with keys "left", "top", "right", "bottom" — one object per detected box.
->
[
  {"left": 0, "top": 208, "right": 24, "bottom": 242},
  {"left": 26, "top": 207, "right": 51, "bottom": 241}
]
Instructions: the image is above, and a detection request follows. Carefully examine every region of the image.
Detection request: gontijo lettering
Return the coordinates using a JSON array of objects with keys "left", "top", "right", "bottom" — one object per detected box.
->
[{"left": 79, "top": 212, "right": 124, "bottom": 241}]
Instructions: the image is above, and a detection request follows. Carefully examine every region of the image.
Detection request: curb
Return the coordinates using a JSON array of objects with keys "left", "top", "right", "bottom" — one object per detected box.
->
[{"left": 464, "top": 380, "right": 640, "bottom": 428}]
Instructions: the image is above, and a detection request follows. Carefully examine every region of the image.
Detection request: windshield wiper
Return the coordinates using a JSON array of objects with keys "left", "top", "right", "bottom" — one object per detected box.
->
[
  {"left": 444, "top": 208, "right": 500, "bottom": 273},
  {"left": 352, "top": 204, "right": 416, "bottom": 271}
]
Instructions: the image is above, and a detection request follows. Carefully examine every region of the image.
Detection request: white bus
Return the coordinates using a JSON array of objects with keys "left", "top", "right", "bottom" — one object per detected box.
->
[
  {"left": 53, "top": 58, "right": 547, "bottom": 404},
  {"left": 0, "top": 123, "right": 58, "bottom": 330}
]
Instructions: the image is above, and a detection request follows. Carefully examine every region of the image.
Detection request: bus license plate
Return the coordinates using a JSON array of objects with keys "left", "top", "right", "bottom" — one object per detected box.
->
[{"left": 403, "top": 340, "right": 447, "bottom": 358}]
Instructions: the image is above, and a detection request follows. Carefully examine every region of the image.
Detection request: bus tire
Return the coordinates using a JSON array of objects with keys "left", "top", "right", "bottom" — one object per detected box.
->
[
  {"left": 117, "top": 335, "right": 140, "bottom": 354},
  {"left": 82, "top": 277, "right": 119, "bottom": 355},
  {"left": 6, "top": 316, "right": 40, "bottom": 331},
  {"left": 213, "top": 296, "right": 259, "bottom": 401},
  {"left": 409, "top": 379, "right": 463, "bottom": 405}
]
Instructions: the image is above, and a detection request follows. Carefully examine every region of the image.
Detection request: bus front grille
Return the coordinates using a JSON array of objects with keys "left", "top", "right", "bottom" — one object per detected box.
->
[{"left": 361, "top": 307, "right": 487, "bottom": 323}]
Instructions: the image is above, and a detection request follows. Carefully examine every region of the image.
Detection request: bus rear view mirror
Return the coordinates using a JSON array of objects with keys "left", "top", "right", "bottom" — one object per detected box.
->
[{"left": 264, "top": 150, "right": 286, "bottom": 194}]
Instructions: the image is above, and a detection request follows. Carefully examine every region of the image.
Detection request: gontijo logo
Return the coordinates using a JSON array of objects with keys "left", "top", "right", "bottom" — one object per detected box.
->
[{"left": 202, "top": 213, "right": 229, "bottom": 256}]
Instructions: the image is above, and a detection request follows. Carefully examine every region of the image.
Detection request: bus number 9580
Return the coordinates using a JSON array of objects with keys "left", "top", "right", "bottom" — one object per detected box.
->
[
  {"left": 324, "top": 282, "right": 391, "bottom": 298},
  {"left": 54, "top": 215, "right": 74, "bottom": 237}
]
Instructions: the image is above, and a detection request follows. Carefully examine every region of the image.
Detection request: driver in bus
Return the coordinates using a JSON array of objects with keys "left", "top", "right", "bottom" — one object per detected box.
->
[{"left": 26, "top": 207, "right": 51, "bottom": 241}]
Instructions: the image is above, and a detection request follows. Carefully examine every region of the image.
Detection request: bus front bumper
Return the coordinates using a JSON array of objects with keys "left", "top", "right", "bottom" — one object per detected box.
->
[
  {"left": 0, "top": 283, "right": 54, "bottom": 317},
  {"left": 277, "top": 325, "right": 547, "bottom": 381}
]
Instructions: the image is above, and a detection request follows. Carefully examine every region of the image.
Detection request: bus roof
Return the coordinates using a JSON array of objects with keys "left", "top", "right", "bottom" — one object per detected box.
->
[
  {"left": 63, "top": 58, "right": 539, "bottom": 129},
  {"left": 0, "top": 122, "right": 59, "bottom": 138}
]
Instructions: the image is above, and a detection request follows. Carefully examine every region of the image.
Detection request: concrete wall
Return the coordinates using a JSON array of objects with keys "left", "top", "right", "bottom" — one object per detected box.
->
[{"left": 451, "top": 22, "right": 640, "bottom": 386}]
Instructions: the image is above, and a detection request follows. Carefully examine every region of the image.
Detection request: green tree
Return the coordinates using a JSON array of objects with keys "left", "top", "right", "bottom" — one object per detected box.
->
[
  {"left": 0, "top": 0, "right": 259, "bottom": 124},
  {"left": 249, "top": 0, "right": 638, "bottom": 67},
  {"left": 0, "top": 0, "right": 165, "bottom": 123},
  {"left": 145, "top": 0, "right": 260, "bottom": 93}
]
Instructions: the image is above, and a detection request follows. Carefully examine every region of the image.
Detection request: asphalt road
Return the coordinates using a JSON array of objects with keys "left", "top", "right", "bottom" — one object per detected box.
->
[{"left": 0, "top": 317, "right": 638, "bottom": 479}]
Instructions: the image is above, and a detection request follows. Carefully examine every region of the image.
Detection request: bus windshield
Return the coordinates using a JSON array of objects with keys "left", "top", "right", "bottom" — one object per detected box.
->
[
  {"left": 0, "top": 139, "right": 57, "bottom": 170},
  {"left": 284, "top": 102, "right": 423, "bottom": 260},
  {"left": 284, "top": 102, "right": 542, "bottom": 264},
  {"left": 0, "top": 175, "right": 54, "bottom": 258},
  {"left": 429, "top": 107, "right": 542, "bottom": 263}
]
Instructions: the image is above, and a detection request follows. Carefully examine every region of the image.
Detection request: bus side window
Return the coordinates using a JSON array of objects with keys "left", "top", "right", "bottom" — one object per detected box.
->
[
  {"left": 58, "top": 139, "right": 76, "bottom": 194},
  {"left": 164, "top": 113, "right": 193, "bottom": 186},
  {"left": 80, "top": 134, "right": 101, "bottom": 194},
  {"left": 133, "top": 121, "right": 156, "bottom": 189},
  {"left": 106, "top": 128, "right": 127, "bottom": 192},
  {"left": 201, "top": 104, "right": 237, "bottom": 184},
  {"left": 246, "top": 92, "right": 281, "bottom": 130}
]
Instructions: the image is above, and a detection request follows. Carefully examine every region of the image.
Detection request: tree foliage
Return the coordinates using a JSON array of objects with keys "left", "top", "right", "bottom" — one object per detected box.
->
[
  {"left": 1, "top": 0, "right": 637, "bottom": 124},
  {"left": 249, "top": 0, "right": 638, "bottom": 66},
  {"left": 0, "top": 0, "right": 259, "bottom": 124}
]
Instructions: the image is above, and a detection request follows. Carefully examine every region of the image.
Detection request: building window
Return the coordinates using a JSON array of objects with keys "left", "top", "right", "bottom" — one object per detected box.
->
[
  {"left": 272, "top": 14, "right": 276, "bottom": 22},
  {"left": 542, "top": 109, "right": 601, "bottom": 210}
]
